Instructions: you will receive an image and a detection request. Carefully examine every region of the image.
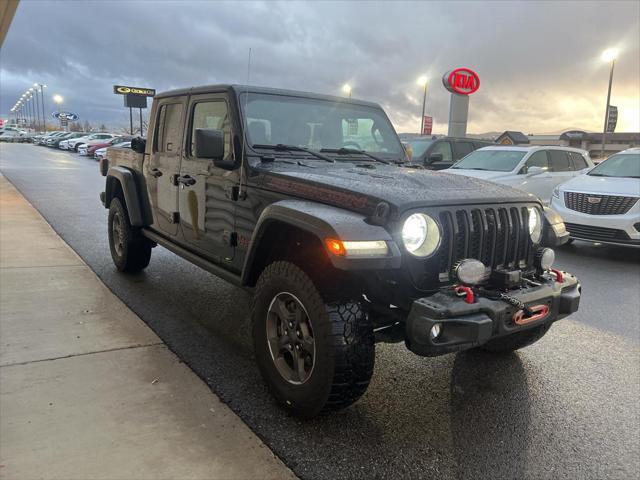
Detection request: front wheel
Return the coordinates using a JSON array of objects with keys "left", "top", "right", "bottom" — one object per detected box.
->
[
  {"left": 252, "top": 261, "right": 375, "bottom": 418},
  {"left": 108, "top": 197, "right": 152, "bottom": 272},
  {"left": 480, "top": 323, "right": 552, "bottom": 353}
]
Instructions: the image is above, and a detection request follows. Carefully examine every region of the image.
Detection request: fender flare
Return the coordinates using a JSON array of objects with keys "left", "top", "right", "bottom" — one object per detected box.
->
[
  {"left": 240, "top": 200, "right": 401, "bottom": 284},
  {"left": 105, "top": 166, "right": 149, "bottom": 226}
]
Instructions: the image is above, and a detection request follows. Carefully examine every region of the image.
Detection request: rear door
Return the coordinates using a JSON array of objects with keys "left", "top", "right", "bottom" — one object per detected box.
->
[
  {"left": 177, "top": 93, "right": 238, "bottom": 263},
  {"left": 144, "top": 97, "right": 187, "bottom": 237},
  {"left": 453, "top": 140, "right": 475, "bottom": 161}
]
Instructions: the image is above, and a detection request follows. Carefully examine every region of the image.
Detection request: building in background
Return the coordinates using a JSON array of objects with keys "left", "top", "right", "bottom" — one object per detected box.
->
[{"left": 496, "top": 130, "right": 639, "bottom": 160}]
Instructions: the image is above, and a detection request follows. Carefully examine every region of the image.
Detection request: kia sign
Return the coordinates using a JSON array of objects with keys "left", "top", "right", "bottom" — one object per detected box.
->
[
  {"left": 52, "top": 111, "right": 79, "bottom": 121},
  {"left": 442, "top": 68, "right": 480, "bottom": 95},
  {"left": 113, "top": 85, "right": 156, "bottom": 97}
]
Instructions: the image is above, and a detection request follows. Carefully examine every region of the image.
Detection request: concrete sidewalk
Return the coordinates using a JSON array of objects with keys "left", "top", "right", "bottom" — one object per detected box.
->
[{"left": 0, "top": 175, "right": 295, "bottom": 480}]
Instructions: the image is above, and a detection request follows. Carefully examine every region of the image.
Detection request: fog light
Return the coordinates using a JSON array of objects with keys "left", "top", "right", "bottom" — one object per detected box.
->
[
  {"left": 535, "top": 248, "right": 555, "bottom": 270},
  {"left": 453, "top": 259, "right": 487, "bottom": 285},
  {"left": 430, "top": 323, "right": 442, "bottom": 340}
]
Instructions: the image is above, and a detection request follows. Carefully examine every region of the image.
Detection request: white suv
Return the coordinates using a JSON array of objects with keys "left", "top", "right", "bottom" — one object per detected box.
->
[
  {"left": 447, "top": 146, "right": 593, "bottom": 204},
  {"left": 67, "top": 133, "right": 116, "bottom": 152},
  {"left": 551, "top": 148, "right": 640, "bottom": 247}
]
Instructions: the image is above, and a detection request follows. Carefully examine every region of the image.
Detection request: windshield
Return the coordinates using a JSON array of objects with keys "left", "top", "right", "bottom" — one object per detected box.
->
[
  {"left": 588, "top": 153, "right": 640, "bottom": 178},
  {"left": 242, "top": 93, "right": 403, "bottom": 158},
  {"left": 452, "top": 149, "right": 526, "bottom": 172},
  {"left": 407, "top": 139, "right": 434, "bottom": 158}
]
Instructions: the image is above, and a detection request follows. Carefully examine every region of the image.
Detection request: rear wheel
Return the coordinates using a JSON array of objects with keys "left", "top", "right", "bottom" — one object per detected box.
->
[
  {"left": 480, "top": 323, "right": 552, "bottom": 353},
  {"left": 252, "top": 261, "right": 375, "bottom": 418},
  {"left": 108, "top": 197, "right": 152, "bottom": 272}
]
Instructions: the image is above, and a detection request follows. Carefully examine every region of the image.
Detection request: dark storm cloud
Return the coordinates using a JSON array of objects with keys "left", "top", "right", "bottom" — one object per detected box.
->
[{"left": 1, "top": 0, "right": 638, "bottom": 132}]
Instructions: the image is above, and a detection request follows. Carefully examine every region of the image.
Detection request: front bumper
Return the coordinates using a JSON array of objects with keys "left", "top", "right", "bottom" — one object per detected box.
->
[
  {"left": 405, "top": 272, "right": 581, "bottom": 356},
  {"left": 551, "top": 196, "right": 640, "bottom": 246}
]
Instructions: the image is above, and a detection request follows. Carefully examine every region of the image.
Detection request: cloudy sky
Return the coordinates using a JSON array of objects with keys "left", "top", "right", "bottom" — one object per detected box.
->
[{"left": 1, "top": 0, "right": 639, "bottom": 134}]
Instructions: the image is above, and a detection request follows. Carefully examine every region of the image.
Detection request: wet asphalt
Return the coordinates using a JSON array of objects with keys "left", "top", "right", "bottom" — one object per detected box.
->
[{"left": 1, "top": 143, "right": 639, "bottom": 479}]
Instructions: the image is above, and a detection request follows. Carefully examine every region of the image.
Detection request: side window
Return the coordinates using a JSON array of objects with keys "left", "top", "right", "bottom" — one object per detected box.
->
[
  {"left": 549, "top": 150, "right": 572, "bottom": 172},
  {"left": 454, "top": 141, "right": 474, "bottom": 159},
  {"left": 430, "top": 141, "right": 453, "bottom": 162},
  {"left": 521, "top": 150, "right": 549, "bottom": 173},
  {"left": 190, "top": 101, "right": 231, "bottom": 159},
  {"left": 569, "top": 152, "right": 588, "bottom": 170},
  {"left": 154, "top": 103, "right": 183, "bottom": 154}
]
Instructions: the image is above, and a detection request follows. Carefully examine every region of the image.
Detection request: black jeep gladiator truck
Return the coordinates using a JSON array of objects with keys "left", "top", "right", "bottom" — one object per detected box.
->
[{"left": 100, "top": 85, "right": 580, "bottom": 418}]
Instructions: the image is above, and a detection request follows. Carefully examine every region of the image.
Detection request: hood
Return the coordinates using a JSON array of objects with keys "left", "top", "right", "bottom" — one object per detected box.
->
[
  {"left": 252, "top": 161, "right": 537, "bottom": 215},
  {"left": 560, "top": 173, "right": 640, "bottom": 197},
  {"left": 445, "top": 168, "right": 512, "bottom": 181}
]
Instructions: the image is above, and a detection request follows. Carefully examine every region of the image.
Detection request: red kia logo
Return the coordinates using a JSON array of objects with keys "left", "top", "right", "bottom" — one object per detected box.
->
[{"left": 443, "top": 68, "right": 480, "bottom": 95}]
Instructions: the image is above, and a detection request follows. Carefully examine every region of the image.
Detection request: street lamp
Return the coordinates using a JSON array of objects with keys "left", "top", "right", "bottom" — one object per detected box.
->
[
  {"left": 417, "top": 76, "right": 428, "bottom": 135},
  {"left": 600, "top": 48, "right": 619, "bottom": 159},
  {"left": 342, "top": 84, "right": 352, "bottom": 98},
  {"left": 36, "top": 84, "right": 47, "bottom": 132},
  {"left": 53, "top": 95, "right": 65, "bottom": 131}
]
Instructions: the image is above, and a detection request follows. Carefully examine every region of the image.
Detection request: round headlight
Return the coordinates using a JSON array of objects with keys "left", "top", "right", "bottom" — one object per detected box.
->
[
  {"left": 528, "top": 207, "right": 543, "bottom": 244},
  {"left": 401, "top": 213, "right": 440, "bottom": 257},
  {"left": 453, "top": 259, "right": 487, "bottom": 285}
]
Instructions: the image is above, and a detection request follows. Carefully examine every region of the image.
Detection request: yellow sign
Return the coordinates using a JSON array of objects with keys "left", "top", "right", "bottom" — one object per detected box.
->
[{"left": 113, "top": 85, "right": 155, "bottom": 97}]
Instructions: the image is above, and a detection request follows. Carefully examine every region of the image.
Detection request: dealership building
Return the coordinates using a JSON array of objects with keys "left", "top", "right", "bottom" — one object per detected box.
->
[{"left": 496, "top": 130, "right": 640, "bottom": 160}]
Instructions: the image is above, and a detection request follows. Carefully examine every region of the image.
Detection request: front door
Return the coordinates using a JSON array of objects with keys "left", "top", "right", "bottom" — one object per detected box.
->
[
  {"left": 178, "top": 94, "right": 238, "bottom": 263},
  {"left": 144, "top": 97, "right": 186, "bottom": 237}
]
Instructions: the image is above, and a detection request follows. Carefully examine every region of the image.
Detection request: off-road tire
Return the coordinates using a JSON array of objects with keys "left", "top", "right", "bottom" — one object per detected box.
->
[
  {"left": 252, "top": 261, "right": 375, "bottom": 419},
  {"left": 480, "top": 323, "right": 552, "bottom": 353},
  {"left": 108, "top": 197, "right": 152, "bottom": 272}
]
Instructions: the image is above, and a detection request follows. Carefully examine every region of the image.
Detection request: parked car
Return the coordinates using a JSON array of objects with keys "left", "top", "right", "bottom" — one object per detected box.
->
[
  {"left": 67, "top": 133, "right": 117, "bottom": 152},
  {"left": 0, "top": 129, "right": 29, "bottom": 142},
  {"left": 94, "top": 141, "right": 131, "bottom": 161},
  {"left": 48, "top": 132, "right": 85, "bottom": 148},
  {"left": 447, "top": 146, "right": 593, "bottom": 204},
  {"left": 100, "top": 84, "right": 579, "bottom": 418},
  {"left": 403, "top": 136, "right": 495, "bottom": 170},
  {"left": 550, "top": 148, "right": 640, "bottom": 247},
  {"left": 41, "top": 131, "right": 68, "bottom": 146},
  {"left": 85, "top": 135, "right": 132, "bottom": 157},
  {"left": 80, "top": 136, "right": 131, "bottom": 156}
]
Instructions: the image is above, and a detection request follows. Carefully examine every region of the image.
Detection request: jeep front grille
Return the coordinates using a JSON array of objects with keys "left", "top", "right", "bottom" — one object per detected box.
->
[
  {"left": 437, "top": 206, "right": 534, "bottom": 282},
  {"left": 564, "top": 191, "right": 638, "bottom": 215}
]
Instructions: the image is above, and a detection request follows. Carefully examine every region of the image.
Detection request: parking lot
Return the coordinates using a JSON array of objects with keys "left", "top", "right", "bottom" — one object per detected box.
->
[{"left": 1, "top": 142, "right": 638, "bottom": 479}]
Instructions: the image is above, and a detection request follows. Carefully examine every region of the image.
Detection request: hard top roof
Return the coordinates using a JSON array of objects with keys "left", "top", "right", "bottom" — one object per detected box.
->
[{"left": 155, "top": 84, "right": 382, "bottom": 108}]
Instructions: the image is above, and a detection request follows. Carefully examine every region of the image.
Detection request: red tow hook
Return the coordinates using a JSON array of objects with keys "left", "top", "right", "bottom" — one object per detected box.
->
[
  {"left": 550, "top": 269, "right": 564, "bottom": 283},
  {"left": 454, "top": 285, "right": 475, "bottom": 304}
]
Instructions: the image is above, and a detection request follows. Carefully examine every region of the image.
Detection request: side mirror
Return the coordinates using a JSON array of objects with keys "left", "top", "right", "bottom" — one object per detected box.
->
[
  {"left": 131, "top": 137, "right": 146, "bottom": 154},
  {"left": 427, "top": 153, "right": 443, "bottom": 164},
  {"left": 526, "top": 166, "right": 546, "bottom": 176},
  {"left": 195, "top": 128, "right": 227, "bottom": 164}
]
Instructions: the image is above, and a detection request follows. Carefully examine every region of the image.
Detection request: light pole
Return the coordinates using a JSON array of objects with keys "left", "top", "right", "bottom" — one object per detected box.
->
[
  {"left": 38, "top": 84, "right": 47, "bottom": 132},
  {"left": 53, "top": 94, "right": 64, "bottom": 131},
  {"left": 31, "top": 86, "right": 41, "bottom": 133},
  {"left": 417, "top": 76, "right": 428, "bottom": 135},
  {"left": 600, "top": 48, "right": 618, "bottom": 160},
  {"left": 342, "top": 84, "right": 352, "bottom": 99}
]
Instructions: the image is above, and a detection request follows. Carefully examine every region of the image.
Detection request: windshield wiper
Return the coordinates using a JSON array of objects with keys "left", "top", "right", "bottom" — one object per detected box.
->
[
  {"left": 453, "top": 167, "right": 490, "bottom": 171},
  {"left": 320, "top": 147, "right": 390, "bottom": 165},
  {"left": 253, "top": 143, "right": 334, "bottom": 163},
  {"left": 588, "top": 173, "right": 612, "bottom": 177}
]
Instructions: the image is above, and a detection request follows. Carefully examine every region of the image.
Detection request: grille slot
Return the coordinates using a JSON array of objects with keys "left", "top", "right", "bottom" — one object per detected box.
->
[
  {"left": 564, "top": 223, "right": 631, "bottom": 241},
  {"left": 437, "top": 206, "right": 534, "bottom": 282},
  {"left": 564, "top": 192, "right": 638, "bottom": 215}
]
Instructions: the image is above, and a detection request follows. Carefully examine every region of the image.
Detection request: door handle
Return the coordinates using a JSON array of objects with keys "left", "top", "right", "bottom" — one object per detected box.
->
[
  {"left": 178, "top": 175, "right": 196, "bottom": 186},
  {"left": 150, "top": 168, "right": 162, "bottom": 178}
]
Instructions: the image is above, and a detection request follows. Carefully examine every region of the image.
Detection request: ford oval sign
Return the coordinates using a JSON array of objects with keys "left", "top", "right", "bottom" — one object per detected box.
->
[
  {"left": 52, "top": 111, "right": 80, "bottom": 121},
  {"left": 443, "top": 68, "right": 480, "bottom": 95}
]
